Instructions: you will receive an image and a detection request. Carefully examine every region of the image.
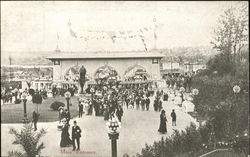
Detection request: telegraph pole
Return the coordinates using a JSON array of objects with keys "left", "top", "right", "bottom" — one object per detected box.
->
[{"left": 153, "top": 17, "right": 157, "bottom": 50}]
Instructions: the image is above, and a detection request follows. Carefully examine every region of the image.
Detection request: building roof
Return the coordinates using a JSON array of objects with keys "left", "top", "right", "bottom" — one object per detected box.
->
[{"left": 46, "top": 51, "right": 165, "bottom": 60}]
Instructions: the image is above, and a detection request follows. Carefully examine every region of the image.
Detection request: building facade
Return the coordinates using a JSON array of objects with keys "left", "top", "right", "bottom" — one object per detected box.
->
[{"left": 47, "top": 51, "right": 164, "bottom": 85}]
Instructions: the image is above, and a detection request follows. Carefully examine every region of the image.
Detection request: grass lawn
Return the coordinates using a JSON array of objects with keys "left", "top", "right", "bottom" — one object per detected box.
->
[{"left": 1, "top": 96, "right": 80, "bottom": 123}]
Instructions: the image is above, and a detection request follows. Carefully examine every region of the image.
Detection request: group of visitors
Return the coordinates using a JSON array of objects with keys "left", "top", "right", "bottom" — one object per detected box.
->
[
  {"left": 164, "top": 73, "right": 193, "bottom": 92},
  {"left": 158, "top": 109, "right": 177, "bottom": 134},
  {"left": 60, "top": 120, "right": 82, "bottom": 151},
  {"left": 58, "top": 108, "right": 71, "bottom": 124},
  {"left": 1, "top": 87, "right": 22, "bottom": 104}
]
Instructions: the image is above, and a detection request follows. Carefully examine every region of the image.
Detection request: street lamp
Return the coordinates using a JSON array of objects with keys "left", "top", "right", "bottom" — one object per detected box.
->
[
  {"left": 192, "top": 88, "right": 199, "bottom": 96},
  {"left": 22, "top": 92, "right": 29, "bottom": 123},
  {"left": 64, "top": 91, "right": 71, "bottom": 112},
  {"left": 106, "top": 116, "right": 121, "bottom": 157},
  {"left": 233, "top": 85, "right": 241, "bottom": 110}
]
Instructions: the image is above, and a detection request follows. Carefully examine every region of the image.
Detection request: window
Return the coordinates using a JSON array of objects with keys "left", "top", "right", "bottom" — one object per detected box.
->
[
  {"left": 152, "top": 58, "right": 158, "bottom": 64},
  {"left": 54, "top": 60, "right": 60, "bottom": 65}
]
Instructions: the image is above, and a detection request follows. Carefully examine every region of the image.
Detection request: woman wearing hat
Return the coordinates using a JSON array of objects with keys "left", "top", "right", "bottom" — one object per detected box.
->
[
  {"left": 60, "top": 118, "right": 72, "bottom": 147},
  {"left": 158, "top": 110, "right": 167, "bottom": 134}
]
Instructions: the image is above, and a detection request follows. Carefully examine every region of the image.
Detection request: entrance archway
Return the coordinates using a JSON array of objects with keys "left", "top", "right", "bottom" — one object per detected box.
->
[
  {"left": 64, "top": 65, "right": 92, "bottom": 83},
  {"left": 94, "top": 65, "right": 120, "bottom": 85},
  {"left": 124, "top": 64, "right": 150, "bottom": 81}
]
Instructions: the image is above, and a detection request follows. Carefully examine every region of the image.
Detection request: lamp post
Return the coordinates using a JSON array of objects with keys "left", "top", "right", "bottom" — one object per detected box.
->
[
  {"left": 232, "top": 85, "right": 240, "bottom": 111},
  {"left": 106, "top": 116, "right": 121, "bottom": 157},
  {"left": 64, "top": 91, "right": 71, "bottom": 112},
  {"left": 22, "top": 92, "right": 29, "bottom": 123}
]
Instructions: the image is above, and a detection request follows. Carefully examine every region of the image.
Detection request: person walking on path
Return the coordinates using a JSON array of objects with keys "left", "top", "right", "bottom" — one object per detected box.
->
[
  {"left": 171, "top": 109, "right": 177, "bottom": 126},
  {"left": 116, "top": 105, "right": 124, "bottom": 122},
  {"left": 158, "top": 110, "right": 167, "bottom": 134},
  {"left": 72, "top": 121, "right": 82, "bottom": 151},
  {"left": 60, "top": 118, "right": 72, "bottom": 148},
  {"left": 158, "top": 99, "right": 163, "bottom": 112},
  {"left": 32, "top": 110, "right": 39, "bottom": 131},
  {"left": 79, "top": 102, "right": 83, "bottom": 118},
  {"left": 145, "top": 97, "right": 150, "bottom": 111},
  {"left": 141, "top": 98, "right": 145, "bottom": 111}
]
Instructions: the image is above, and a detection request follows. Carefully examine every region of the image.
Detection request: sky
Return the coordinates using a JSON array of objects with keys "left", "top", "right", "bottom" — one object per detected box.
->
[{"left": 1, "top": 1, "right": 247, "bottom": 55}]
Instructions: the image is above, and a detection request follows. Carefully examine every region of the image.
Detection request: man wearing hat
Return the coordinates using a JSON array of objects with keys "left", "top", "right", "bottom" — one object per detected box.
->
[
  {"left": 79, "top": 102, "right": 83, "bottom": 118},
  {"left": 72, "top": 121, "right": 82, "bottom": 151}
]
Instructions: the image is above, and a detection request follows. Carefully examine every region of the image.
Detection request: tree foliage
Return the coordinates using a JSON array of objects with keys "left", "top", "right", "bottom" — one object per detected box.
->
[{"left": 9, "top": 124, "right": 47, "bottom": 157}]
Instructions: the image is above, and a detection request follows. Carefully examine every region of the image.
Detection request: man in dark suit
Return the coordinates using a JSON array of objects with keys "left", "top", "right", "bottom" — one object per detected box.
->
[
  {"left": 145, "top": 97, "right": 150, "bottom": 111},
  {"left": 171, "top": 109, "right": 177, "bottom": 126},
  {"left": 79, "top": 102, "right": 83, "bottom": 118},
  {"left": 72, "top": 121, "right": 82, "bottom": 151},
  {"left": 32, "top": 110, "right": 39, "bottom": 131}
]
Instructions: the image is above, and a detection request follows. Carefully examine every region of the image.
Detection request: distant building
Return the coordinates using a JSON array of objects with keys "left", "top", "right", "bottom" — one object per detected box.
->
[
  {"left": 184, "top": 62, "right": 206, "bottom": 73},
  {"left": 160, "top": 62, "right": 184, "bottom": 77}
]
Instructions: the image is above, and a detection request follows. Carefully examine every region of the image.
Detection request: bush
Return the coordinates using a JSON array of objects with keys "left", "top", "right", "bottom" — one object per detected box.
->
[
  {"left": 137, "top": 123, "right": 208, "bottom": 157},
  {"left": 50, "top": 101, "right": 65, "bottom": 111},
  {"left": 14, "top": 99, "right": 22, "bottom": 104},
  {"left": 8, "top": 151, "right": 25, "bottom": 157}
]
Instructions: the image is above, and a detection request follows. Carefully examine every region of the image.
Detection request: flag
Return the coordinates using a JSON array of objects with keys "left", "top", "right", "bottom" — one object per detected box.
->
[{"left": 70, "top": 28, "right": 77, "bottom": 38}]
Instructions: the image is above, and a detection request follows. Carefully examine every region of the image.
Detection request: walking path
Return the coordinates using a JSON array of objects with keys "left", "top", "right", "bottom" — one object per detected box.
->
[{"left": 1, "top": 99, "right": 198, "bottom": 157}]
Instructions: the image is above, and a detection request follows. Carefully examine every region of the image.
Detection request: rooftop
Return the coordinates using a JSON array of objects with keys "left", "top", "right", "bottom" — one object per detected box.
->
[{"left": 46, "top": 51, "right": 165, "bottom": 60}]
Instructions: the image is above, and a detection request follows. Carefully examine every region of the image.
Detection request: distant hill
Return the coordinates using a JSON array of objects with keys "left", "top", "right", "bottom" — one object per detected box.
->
[
  {"left": 159, "top": 46, "right": 218, "bottom": 64},
  {"left": 1, "top": 46, "right": 217, "bottom": 65},
  {"left": 1, "top": 51, "right": 53, "bottom": 66}
]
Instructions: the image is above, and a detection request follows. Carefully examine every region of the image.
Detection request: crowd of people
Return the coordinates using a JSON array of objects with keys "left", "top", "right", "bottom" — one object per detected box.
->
[
  {"left": 164, "top": 73, "right": 193, "bottom": 92},
  {"left": 2, "top": 76, "right": 196, "bottom": 151}
]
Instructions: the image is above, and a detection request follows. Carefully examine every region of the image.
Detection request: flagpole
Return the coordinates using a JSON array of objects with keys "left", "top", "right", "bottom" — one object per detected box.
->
[
  {"left": 68, "top": 19, "right": 71, "bottom": 53},
  {"left": 153, "top": 17, "right": 157, "bottom": 50}
]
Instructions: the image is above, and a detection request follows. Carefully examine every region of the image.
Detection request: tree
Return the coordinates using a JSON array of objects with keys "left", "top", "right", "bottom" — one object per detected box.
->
[
  {"left": 210, "top": 3, "right": 248, "bottom": 75},
  {"left": 9, "top": 124, "right": 47, "bottom": 157}
]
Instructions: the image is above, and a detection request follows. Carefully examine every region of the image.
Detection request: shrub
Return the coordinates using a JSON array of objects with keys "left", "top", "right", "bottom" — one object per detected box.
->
[
  {"left": 9, "top": 123, "right": 47, "bottom": 157},
  {"left": 137, "top": 123, "right": 207, "bottom": 157},
  {"left": 14, "top": 99, "right": 22, "bottom": 104},
  {"left": 7, "top": 151, "right": 25, "bottom": 157},
  {"left": 50, "top": 101, "right": 65, "bottom": 111}
]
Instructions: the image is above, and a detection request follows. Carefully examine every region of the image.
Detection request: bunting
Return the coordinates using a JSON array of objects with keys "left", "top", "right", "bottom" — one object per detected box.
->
[
  {"left": 70, "top": 28, "right": 77, "bottom": 38},
  {"left": 64, "top": 20, "right": 158, "bottom": 49},
  {"left": 139, "top": 35, "right": 147, "bottom": 51}
]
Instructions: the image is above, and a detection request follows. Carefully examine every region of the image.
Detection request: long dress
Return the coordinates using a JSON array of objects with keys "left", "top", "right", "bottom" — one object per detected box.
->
[
  {"left": 60, "top": 124, "right": 72, "bottom": 147},
  {"left": 158, "top": 114, "right": 167, "bottom": 134}
]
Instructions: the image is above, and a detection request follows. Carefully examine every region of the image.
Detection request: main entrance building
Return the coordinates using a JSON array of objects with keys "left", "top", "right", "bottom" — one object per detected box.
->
[{"left": 47, "top": 51, "right": 164, "bottom": 87}]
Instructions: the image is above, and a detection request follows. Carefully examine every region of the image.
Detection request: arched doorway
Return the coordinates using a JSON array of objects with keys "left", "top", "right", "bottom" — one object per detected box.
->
[
  {"left": 64, "top": 65, "right": 92, "bottom": 87},
  {"left": 94, "top": 65, "right": 120, "bottom": 86},
  {"left": 124, "top": 64, "right": 150, "bottom": 81}
]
